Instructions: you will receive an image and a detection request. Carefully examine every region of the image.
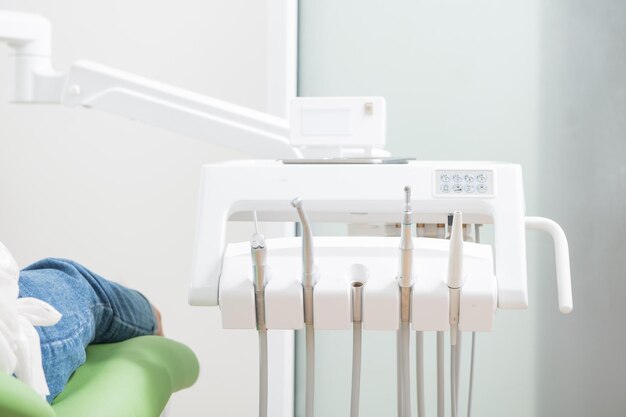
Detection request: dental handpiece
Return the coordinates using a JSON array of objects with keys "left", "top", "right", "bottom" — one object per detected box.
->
[
  {"left": 447, "top": 212, "right": 464, "bottom": 417},
  {"left": 291, "top": 197, "right": 316, "bottom": 417},
  {"left": 399, "top": 185, "right": 414, "bottom": 294},
  {"left": 291, "top": 197, "right": 315, "bottom": 291},
  {"left": 251, "top": 211, "right": 268, "bottom": 330},
  {"left": 447, "top": 211, "right": 464, "bottom": 346},
  {"left": 250, "top": 211, "right": 268, "bottom": 417},
  {"left": 397, "top": 186, "right": 414, "bottom": 417}
]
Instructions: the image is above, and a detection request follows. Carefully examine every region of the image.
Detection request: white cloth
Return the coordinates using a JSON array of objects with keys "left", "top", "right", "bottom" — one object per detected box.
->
[{"left": 0, "top": 242, "right": 61, "bottom": 397}]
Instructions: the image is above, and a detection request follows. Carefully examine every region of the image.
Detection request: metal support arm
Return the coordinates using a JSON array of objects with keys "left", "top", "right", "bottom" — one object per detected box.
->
[{"left": 0, "top": 10, "right": 299, "bottom": 158}]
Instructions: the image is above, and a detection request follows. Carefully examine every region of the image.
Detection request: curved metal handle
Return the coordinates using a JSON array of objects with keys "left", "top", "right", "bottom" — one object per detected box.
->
[{"left": 525, "top": 217, "right": 573, "bottom": 314}]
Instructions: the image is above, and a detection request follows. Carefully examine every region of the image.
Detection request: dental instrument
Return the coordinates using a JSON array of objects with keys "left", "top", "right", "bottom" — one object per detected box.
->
[
  {"left": 397, "top": 186, "right": 414, "bottom": 417},
  {"left": 448, "top": 211, "right": 464, "bottom": 346},
  {"left": 447, "top": 212, "right": 464, "bottom": 417},
  {"left": 291, "top": 198, "right": 316, "bottom": 417},
  {"left": 251, "top": 211, "right": 269, "bottom": 417},
  {"left": 350, "top": 280, "right": 364, "bottom": 417}
]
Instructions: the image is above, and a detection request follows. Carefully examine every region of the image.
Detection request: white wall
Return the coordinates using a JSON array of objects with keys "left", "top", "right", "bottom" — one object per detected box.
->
[{"left": 0, "top": 1, "right": 273, "bottom": 416}]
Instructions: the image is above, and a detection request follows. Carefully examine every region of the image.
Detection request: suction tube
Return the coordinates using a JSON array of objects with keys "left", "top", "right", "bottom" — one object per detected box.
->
[
  {"left": 291, "top": 198, "right": 316, "bottom": 417},
  {"left": 350, "top": 281, "right": 364, "bottom": 417}
]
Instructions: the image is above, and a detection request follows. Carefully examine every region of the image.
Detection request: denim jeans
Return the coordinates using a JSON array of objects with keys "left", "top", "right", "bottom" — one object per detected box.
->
[{"left": 17, "top": 258, "right": 157, "bottom": 403}]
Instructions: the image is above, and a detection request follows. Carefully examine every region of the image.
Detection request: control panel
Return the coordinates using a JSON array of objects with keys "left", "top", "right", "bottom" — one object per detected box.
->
[
  {"left": 435, "top": 170, "right": 494, "bottom": 196},
  {"left": 192, "top": 161, "right": 525, "bottom": 309}
]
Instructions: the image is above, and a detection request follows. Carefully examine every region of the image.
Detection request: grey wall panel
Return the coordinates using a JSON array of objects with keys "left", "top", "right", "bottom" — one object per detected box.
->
[{"left": 538, "top": 1, "right": 626, "bottom": 416}]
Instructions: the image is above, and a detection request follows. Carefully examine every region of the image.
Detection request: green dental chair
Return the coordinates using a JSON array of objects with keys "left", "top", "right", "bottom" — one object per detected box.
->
[{"left": 0, "top": 336, "right": 199, "bottom": 417}]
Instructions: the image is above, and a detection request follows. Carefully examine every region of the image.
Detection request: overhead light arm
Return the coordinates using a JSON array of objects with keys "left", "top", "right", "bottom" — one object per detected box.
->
[{"left": 0, "top": 10, "right": 387, "bottom": 159}]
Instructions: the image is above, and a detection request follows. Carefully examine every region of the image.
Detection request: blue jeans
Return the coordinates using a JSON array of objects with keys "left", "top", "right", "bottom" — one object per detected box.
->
[{"left": 18, "top": 258, "right": 157, "bottom": 403}]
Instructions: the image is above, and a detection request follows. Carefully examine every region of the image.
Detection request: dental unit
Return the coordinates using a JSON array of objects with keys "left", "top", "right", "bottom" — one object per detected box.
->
[{"left": 0, "top": 10, "right": 575, "bottom": 417}]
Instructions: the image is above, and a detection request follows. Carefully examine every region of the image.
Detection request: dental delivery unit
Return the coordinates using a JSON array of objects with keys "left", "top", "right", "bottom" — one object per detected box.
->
[{"left": 1, "top": 10, "right": 573, "bottom": 417}]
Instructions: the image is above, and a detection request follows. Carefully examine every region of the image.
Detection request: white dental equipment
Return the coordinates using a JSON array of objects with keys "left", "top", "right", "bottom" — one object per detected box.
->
[
  {"left": 350, "top": 277, "right": 365, "bottom": 417},
  {"left": 447, "top": 212, "right": 464, "bottom": 417},
  {"left": 1, "top": 9, "right": 575, "bottom": 417},
  {"left": 251, "top": 212, "right": 269, "bottom": 417},
  {"left": 397, "top": 186, "right": 414, "bottom": 417},
  {"left": 291, "top": 198, "right": 317, "bottom": 417},
  {"left": 0, "top": 11, "right": 385, "bottom": 160},
  {"left": 198, "top": 160, "right": 573, "bottom": 417}
]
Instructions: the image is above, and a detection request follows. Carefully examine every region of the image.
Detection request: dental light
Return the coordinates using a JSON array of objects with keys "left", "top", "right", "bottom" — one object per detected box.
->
[
  {"left": 0, "top": 11, "right": 386, "bottom": 160},
  {"left": 1, "top": 9, "right": 574, "bottom": 417}
]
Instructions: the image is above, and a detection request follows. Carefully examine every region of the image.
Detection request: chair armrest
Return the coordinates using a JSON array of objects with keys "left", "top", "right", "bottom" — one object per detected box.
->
[{"left": 52, "top": 336, "right": 199, "bottom": 417}]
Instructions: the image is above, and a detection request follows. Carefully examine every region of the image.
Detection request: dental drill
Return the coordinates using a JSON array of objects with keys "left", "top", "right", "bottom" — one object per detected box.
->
[
  {"left": 397, "top": 186, "right": 414, "bottom": 417},
  {"left": 250, "top": 211, "right": 269, "bottom": 417},
  {"left": 292, "top": 198, "right": 316, "bottom": 417},
  {"left": 448, "top": 212, "right": 464, "bottom": 417},
  {"left": 350, "top": 280, "right": 364, "bottom": 417}
]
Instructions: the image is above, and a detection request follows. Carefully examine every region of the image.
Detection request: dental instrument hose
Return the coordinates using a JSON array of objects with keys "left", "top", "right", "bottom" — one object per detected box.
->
[
  {"left": 251, "top": 211, "right": 269, "bottom": 417},
  {"left": 466, "top": 224, "right": 481, "bottom": 417},
  {"left": 397, "top": 186, "right": 414, "bottom": 417},
  {"left": 451, "top": 332, "right": 462, "bottom": 417},
  {"left": 416, "top": 331, "right": 425, "bottom": 417},
  {"left": 437, "top": 331, "right": 445, "bottom": 417},
  {"left": 350, "top": 281, "right": 364, "bottom": 417},
  {"left": 292, "top": 198, "right": 316, "bottom": 417}
]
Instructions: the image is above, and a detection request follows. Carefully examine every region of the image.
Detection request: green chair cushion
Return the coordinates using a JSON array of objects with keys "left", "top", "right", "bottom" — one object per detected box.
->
[{"left": 0, "top": 336, "right": 199, "bottom": 417}]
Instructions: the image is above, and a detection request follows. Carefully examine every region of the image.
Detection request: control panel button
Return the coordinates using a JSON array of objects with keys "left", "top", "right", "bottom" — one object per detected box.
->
[{"left": 435, "top": 170, "right": 493, "bottom": 196}]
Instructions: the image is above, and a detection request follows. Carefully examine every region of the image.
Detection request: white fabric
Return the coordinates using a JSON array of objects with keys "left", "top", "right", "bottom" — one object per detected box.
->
[{"left": 0, "top": 241, "right": 61, "bottom": 397}]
